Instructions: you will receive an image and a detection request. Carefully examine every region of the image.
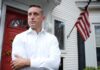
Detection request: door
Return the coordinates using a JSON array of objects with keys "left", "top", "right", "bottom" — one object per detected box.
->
[{"left": 1, "top": 7, "right": 28, "bottom": 70}]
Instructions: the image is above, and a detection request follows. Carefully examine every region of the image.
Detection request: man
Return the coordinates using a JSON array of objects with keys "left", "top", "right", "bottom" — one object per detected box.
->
[{"left": 11, "top": 5, "right": 61, "bottom": 70}]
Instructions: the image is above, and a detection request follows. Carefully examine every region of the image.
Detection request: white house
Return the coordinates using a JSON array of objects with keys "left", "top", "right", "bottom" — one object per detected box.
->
[{"left": 0, "top": 0, "right": 100, "bottom": 70}]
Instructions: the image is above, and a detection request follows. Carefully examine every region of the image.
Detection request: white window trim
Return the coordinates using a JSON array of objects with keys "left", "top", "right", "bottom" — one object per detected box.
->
[
  {"left": 93, "top": 23, "right": 100, "bottom": 47},
  {"left": 52, "top": 15, "right": 67, "bottom": 58}
]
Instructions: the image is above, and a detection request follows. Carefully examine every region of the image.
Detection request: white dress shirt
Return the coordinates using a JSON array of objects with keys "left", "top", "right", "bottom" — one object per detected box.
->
[{"left": 12, "top": 28, "right": 61, "bottom": 70}]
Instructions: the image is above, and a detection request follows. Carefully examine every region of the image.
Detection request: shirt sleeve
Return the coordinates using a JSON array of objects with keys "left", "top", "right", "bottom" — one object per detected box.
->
[
  {"left": 30, "top": 36, "right": 61, "bottom": 70},
  {"left": 12, "top": 35, "right": 26, "bottom": 60}
]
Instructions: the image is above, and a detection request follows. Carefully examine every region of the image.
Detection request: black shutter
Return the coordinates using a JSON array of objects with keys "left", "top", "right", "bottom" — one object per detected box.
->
[{"left": 77, "top": 31, "right": 86, "bottom": 70}]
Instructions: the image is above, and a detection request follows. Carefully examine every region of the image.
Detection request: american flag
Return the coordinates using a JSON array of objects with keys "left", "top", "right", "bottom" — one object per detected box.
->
[{"left": 75, "top": 10, "right": 91, "bottom": 41}]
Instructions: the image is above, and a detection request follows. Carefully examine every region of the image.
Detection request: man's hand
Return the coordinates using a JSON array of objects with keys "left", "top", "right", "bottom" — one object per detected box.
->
[{"left": 11, "top": 55, "right": 30, "bottom": 70}]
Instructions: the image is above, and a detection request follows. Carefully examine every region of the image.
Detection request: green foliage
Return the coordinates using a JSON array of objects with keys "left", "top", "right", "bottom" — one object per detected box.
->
[
  {"left": 83, "top": 66, "right": 100, "bottom": 70},
  {"left": 97, "top": 66, "right": 100, "bottom": 70},
  {"left": 83, "top": 67, "right": 96, "bottom": 70}
]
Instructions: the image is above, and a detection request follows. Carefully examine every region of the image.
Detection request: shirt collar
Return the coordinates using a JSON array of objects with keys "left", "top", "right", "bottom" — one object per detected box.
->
[{"left": 27, "top": 27, "right": 45, "bottom": 35}]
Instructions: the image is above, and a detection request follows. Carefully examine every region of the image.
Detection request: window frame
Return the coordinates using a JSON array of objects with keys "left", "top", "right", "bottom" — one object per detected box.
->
[
  {"left": 94, "top": 23, "right": 100, "bottom": 66},
  {"left": 52, "top": 16, "right": 67, "bottom": 57},
  {"left": 94, "top": 23, "right": 100, "bottom": 47}
]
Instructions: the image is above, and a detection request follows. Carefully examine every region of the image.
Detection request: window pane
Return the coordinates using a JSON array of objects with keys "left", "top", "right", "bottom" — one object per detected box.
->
[
  {"left": 96, "top": 48, "right": 100, "bottom": 66},
  {"left": 95, "top": 26, "right": 100, "bottom": 35},
  {"left": 95, "top": 26, "right": 100, "bottom": 47},
  {"left": 96, "top": 37, "right": 100, "bottom": 47},
  {"left": 54, "top": 20, "right": 64, "bottom": 50}
]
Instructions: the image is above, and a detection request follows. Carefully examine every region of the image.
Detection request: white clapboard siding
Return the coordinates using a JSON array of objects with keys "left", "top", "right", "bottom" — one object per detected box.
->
[{"left": 52, "top": 0, "right": 81, "bottom": 70}]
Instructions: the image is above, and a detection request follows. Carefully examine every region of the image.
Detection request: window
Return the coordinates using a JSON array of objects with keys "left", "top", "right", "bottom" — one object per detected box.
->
[
  {"left": 54, "top": 20, "right": 65, "bottom": 50},
  {"left": 95, "top": 25, "right": 100, "bottom": 47},
  {"left": 95, "top": 24, "right": 100, "bottom": 66},
  {"left": 54, "top": 19, "right": 65, "bottom": 70},
  {"left": 96, "top": 48, "right": 100, "bottom": 66},
  {"left": 97, "top": 0, "right": 100, "bottom": 1}
]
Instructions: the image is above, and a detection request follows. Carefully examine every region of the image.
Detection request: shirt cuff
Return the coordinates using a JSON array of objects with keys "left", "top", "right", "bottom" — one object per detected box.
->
[{"left": 30, "top": 57, "right": 46, "bottom": 68}]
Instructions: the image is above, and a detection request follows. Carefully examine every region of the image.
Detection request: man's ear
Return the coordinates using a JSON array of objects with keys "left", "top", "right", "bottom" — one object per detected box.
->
[{"left": 43, "top": 16, "right": 45, "bottom": 20}]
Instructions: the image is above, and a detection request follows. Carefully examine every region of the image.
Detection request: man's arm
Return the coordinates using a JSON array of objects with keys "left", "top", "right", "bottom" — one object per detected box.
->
[
  {"left": 29, "top": 36, "right": 61, "bottom": 70},
  {"left": 11, "top": 35, "right": 61, "bottom": 70},
  {"left": 11, "top": 55, "right": 30, "bottom": 69},
  {"left": 11, "top": 35, "right": 29, "bottom": 70}
]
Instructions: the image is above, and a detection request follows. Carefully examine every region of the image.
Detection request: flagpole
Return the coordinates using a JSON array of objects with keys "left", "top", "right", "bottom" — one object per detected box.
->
[
  {"left": 67, "top": 0, "right": 91, "bottom": 39},
  {"left": 85, "top": 0, "right": 91, "bottom": 10},
  {"left": 67, "top": 24, "right": 75, "bottom": 39}
]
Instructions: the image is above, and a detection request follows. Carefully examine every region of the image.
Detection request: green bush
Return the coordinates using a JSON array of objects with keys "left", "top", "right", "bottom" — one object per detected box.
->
[
  {"left": 84, "top": 66, "right": 100, "bottom": 70},
  {"left": 97, "top": 66, "right": 100, "bottom": 70},
  {"left": 83, "top": 67, "right": 96, "bottom": 70}
]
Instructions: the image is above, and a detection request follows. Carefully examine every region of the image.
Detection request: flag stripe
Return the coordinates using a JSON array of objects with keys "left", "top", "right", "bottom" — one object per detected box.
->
[
  {"left": 83, "top": 11, "right": 91, "bottom": 35},
  {"left": 81, "top": 11, "right": 91, "bottom": 33},
  {"left": 79, "top": 16, "right": 89, "bottom": 37},
  {"left": 76, "top": 22, "right": 86, "bottom": 41},
  {"left": 82, "top": 15, "right": 90, "bottom": 37},
  {"left": 75, "top": 10, "right": 91, "bottom": 41},
  {"left": 78, "top": 19, "right": 88, "bottom": 39},
  {"left": 78, "top": 17, "right": 89, "bottom": 38}
]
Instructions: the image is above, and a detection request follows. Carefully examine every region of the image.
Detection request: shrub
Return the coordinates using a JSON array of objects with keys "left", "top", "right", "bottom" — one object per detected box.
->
[
  {"left": 97, "top": 66, "right": 100, "bottom": 70},
  {"left": 83, "top": 67, "right": 96, "bottom": 70}
]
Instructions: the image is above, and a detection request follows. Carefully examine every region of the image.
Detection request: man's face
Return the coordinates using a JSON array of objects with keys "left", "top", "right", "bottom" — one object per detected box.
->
[{"left": 28, "top": 7, "right": 45, "bottom": 30}]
